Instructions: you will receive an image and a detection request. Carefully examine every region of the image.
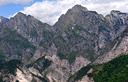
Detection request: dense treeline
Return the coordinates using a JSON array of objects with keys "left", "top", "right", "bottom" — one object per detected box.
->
[{"left": 93, "top": 55, "right": 128, "bottom": 82}]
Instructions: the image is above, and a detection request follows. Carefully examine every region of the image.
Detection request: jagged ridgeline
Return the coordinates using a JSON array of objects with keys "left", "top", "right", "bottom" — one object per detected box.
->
[{"left": 0, "top": 4, "right": 128, "bottom": 82}]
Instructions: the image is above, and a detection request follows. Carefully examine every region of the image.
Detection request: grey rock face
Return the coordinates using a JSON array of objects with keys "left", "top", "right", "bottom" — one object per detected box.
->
[
  {"left": 54, "top": 5, "right": 111, "bottom": 62},
  {"left": 0, "top": 16, "right": 9, "bottom": 29},
  {"left": 94, "top": 27, "right": 128, "bottom": 64},
  {"left": 7, "top": 12, "right": 53, "bottom": 46},
  {"left": 105, "top": 10, "right": 128, "bottom": 40},
  {"left": 0, "top": 27, "right": 36, "bottom": 64},
  {"left": 94, "top": 10, "right": 128, "bottom": 64},
  {"left": 0, "top": 16, "right": 9, "bottom": 23},
  {"left": 1, "top": 4, "right": 128, "bottom": 82}
]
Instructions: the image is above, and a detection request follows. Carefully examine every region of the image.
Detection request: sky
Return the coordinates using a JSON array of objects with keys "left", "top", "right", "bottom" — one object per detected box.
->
[{"left": 0, "top": 0, "right": 128, "bottom": 25}]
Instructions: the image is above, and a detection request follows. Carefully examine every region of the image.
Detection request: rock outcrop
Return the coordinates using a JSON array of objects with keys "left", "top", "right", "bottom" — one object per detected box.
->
[
  {"left": 7, "top": 12, "right": 53, "bottom": 46},
  {"left": 0, "top": 4, "right": 128, "bottom": 82}
]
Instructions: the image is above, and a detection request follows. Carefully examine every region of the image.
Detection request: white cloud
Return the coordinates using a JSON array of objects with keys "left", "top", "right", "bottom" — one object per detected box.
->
[
  {"left": 0, "top": 0, "right": 32, "bottom": 5},
  {"left": 21, "top": 0, "right": 128, "bottom": 25}
]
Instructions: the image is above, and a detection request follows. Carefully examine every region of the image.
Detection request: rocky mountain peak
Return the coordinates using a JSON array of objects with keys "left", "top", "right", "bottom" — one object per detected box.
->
[
  {"left": 7, "top": 12, "right": 52, "bottom": 46},
  {"left": 15, "top": 12, "right": 26, "bottom": 16},
  {"left": 12, "top": 12, "right": 35, "bottom": 22},
  {"left": 54, "top": 5, "right": 100, "bottom": 32},
  {"left": 0, "top": 16, "right": 9, "bottom": 23},
  {"left": 111, "top": 10, "right": 121, "bottom": 15},
  {"left": 110, "top": 10, "right": 128, "bottom": 17},
  {"left": 1, "top": 4, "right": 128, "bottom": 82},
  {"left": 53, "top": 5, "right": 112, "bottom": 65},
  {"left": 68, "top": 4, "right": 88, "bottom": 13},
  {"left": 12, "top": 12, "right": 43, "bottom": 24}
]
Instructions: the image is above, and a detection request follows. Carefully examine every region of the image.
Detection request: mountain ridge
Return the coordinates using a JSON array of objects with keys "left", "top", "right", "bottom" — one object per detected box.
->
[{"left": 0, "top": 4, "right": 128, "bottom": 82}]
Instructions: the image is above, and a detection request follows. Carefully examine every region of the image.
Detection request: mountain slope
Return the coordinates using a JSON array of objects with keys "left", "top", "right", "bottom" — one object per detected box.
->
[
  {"left": 94, "top": 12, "right": 128, "bottom": 64},
  {"left": 93, "top": 55, "right": 128, "bottom": 82},
  {"left": 0, "top": 4, "right": 128, "bottom": 82},
  {"left": 7, "top": 12, "right": 53, "bottom": 46},
  {"left": 0, "top": 27, "right": 36, "bottom": 64},
  {"left": 54, "top": 5, "right": 112, "bottom": 62}
]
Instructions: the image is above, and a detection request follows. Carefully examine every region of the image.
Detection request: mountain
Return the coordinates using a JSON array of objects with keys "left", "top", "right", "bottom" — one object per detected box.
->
[
  {"left": 0, "top": 16, "right": 9, "bottom": 23},
  {"left": 94, "top": 10, "right": 128, "bottom": 64},
  {"left": 0, "top": 16, "right": 9, "bottom": 28},
  {"left": 7, "top": 12, "right": 53, "bottom": 46},
  {"left": 54, "top": 5, "right": 111, "bottom": 62},
  {"left": 0, "top": 4, "right": 128, "bottom": 82}
]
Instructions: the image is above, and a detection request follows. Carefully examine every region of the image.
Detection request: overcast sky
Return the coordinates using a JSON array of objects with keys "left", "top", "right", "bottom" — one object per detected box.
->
[{"left": 0, "top": 0, "right": 128, "bottom": 25}]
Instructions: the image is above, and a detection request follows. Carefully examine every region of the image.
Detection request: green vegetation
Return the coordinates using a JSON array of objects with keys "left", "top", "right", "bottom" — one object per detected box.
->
[
  {"left": 33, "top": 58, "right": 51, "bottom": 71},
  {"left": 66, "top": 52, "right": 76, "bottom": 64},
  {"left": 6, "top": 59, "right": 22, "bottom": 75},
  {"left": 0, "top": 78, "right": 3, "bottom": 82},
  {"left": 57, "top": 52, "right": 66, "bottom": 60},
  {"left": 3, "top": 29, "right": 35, "bottom": 49},
  {"left": 57, "top": 52, "right": 77, "bottom": 64},
  {"left": 93, "top": 55, "right": 128, "bottom": 82},
  {"left": 30, "top": 29, "right": 38, "bottom": 37},
  {"left": 26, "top": 56, "right": 51, "bottom": 72},
  {"left": 0, "top": 59, "right": 22, "bottom": 75},
  {"left": 39, "top": 30, "right": 53, "bottom": 48},
  {"left": 0, "top": 59, "right": 22, "bottom": 82},
  {"left": 84, "top": 49, "right": 96, "bottom": 61},
  {"left": 68, "top": 65, "right": 92, "bottom": 82},
  {"left": 0, "top": 48, "right": 5, "bottom": 60},
  {"left": 0, "top": 28, "right": 36, "bottom": 56}
]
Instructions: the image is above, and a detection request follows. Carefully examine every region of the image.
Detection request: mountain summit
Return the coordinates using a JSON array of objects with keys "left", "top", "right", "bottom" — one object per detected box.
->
[
  {"left": 68, "top": 4, "right": 88, "bottom": 13},
  {"left": 0, "top": 5, "right": 128, "bottom": 82}
]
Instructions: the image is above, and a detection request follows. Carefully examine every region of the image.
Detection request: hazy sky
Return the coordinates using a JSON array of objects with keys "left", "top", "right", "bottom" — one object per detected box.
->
[{"left": 0, "top": 0, "right": 128, "bottom": 25}]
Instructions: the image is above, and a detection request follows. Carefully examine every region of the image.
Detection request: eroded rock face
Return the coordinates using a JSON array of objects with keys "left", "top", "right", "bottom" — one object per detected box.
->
[
  {"left": 7, "top": 12, "right": 53, "bottom": 46},
  {"left": 0, "top": 16, "right": 9, "bottom": 31},
  {"left": 0, "top": 16, "right": 9, "bottom": 24},
  {"left": 27, "top": 44, "right": 90, "bottom": 82},
  {"left": 44, "top": 55, "right": 90, "bottom": 82},
  {"left": 54, "top": 5, "right": 112, "bottom": 62},
  {"left": 1, "top": 4, "right": 128, "bottom": 82},
  {"left": 93, "top": 11, "right": 128, "bottom": 64},
  {"left": 94, "top": 33, "right": 128, "bottom": 64},
  {"left": 105, "top": 10, "right": 128, "bottom": 40},
  {"left": 15, "top": 68, "right": 33, "bottom": 82},
  {"left": 77, "top": 76, "right": 93, "bottom": 82},
  {"left": 77, "top": 69, "right": 94, "bottom": 82}
]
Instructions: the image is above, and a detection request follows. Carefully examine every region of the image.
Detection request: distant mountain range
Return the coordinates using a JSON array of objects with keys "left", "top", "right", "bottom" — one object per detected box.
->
[{"left": 0, "top": 5, "right": 128, "bottom": 82}]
